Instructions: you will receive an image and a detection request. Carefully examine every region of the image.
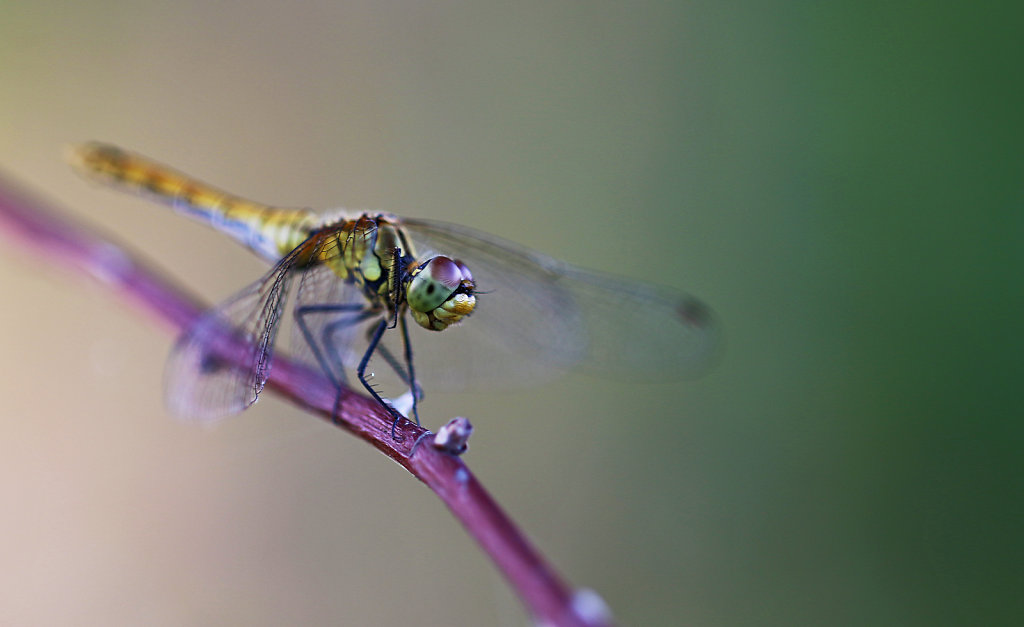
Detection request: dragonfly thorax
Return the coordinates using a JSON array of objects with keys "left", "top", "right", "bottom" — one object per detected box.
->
[
  {"left": 405, "top": 256, "right": 476, "bottom": 331},
  {"left": 313, "top": 215, "right": 476, "bottom": 331}
]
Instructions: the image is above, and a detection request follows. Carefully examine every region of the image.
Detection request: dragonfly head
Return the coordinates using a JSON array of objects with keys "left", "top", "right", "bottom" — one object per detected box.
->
[{"left": 405, "top": 256, "right": 476, "bottom": 331}]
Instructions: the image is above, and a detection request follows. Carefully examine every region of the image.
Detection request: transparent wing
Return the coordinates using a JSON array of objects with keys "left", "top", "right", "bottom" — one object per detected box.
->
[
  {"left": 163, "top": 244, "right": 305, "bottom": 421},
  {"left": 398, "top": 217, "right": 719, "bottom": 389}
]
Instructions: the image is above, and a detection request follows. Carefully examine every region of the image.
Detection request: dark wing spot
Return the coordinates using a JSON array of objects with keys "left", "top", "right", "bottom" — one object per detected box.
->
[{"left": 677, "top": 297, "right": 713, "bottom": 329}]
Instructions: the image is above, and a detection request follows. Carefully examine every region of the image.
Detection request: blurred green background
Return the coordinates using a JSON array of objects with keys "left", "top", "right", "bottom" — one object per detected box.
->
[{"left": 1, "top": 2, "right": 1020, "bottom": 625}]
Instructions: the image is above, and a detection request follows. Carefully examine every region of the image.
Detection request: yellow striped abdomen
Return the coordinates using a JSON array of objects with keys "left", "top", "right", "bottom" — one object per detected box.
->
[{"left": 68, "top": 142, "right": 317, "bottom": 262}]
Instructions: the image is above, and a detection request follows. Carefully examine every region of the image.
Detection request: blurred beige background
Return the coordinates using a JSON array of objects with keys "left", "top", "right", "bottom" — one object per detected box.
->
[{"left": 1, "top": 2, "right": 1020, "bottom": 626}]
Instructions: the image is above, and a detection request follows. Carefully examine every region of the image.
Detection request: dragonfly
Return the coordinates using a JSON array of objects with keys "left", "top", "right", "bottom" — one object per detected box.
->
[{"left": 69, "top": 143, "right": 717, "bottom": 433}]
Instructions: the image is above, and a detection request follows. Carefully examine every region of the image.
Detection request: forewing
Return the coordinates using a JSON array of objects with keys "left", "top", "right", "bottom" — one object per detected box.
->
[{"left": 400, "top": 218, "right": 718, "bottom": 388}]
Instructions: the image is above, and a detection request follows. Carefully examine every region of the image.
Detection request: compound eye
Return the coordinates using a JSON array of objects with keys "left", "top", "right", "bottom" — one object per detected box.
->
[{"left": 406, "top": 256, "right": 464, "bottom": 313}]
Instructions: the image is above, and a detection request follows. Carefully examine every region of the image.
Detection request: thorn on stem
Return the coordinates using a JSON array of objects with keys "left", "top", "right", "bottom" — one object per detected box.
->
[{"left": 432, "top": 416, "right": 473, "bottom": 456}]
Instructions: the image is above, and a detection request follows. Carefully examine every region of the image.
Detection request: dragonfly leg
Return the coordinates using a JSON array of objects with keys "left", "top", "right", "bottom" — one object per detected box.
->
[
  {"left": 367, "top": 315, "right": 422, "bottom": 425},
  {"left": 297, "top": 302, "right": 416, "bottom": 437},
  {"left": 295, "top": 303, "right": 376, "bottom": 422},
  {"left": 321, "top": 312, "right": 421, "bottom": 425},
  {"left": 356, "top": 318, "right": 408, "bottom": 439}
]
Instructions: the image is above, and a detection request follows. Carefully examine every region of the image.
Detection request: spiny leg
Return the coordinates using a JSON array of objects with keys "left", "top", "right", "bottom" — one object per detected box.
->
[
  {"left": 367, "top": 319, "right": 422, "bottom": 425},
  {"left": 297, "top": 303, "right": 417, "bottom": 436},
  {"left": 355, "top": 318, "right": 409, "bottom": 439}
]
